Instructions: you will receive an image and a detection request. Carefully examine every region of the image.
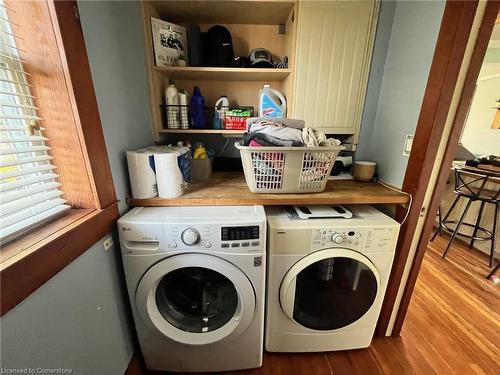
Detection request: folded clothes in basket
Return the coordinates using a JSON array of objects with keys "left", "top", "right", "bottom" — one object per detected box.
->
[
  {"left": 246, "top": 117, "right": 306, "bottom": 130},
  {"left": 242, "top": 117, "right": 341, "bottom": 148},
  {"left": 247, "top": 120, "right": 304, "bottom": 146},
  {"left": 302, "top": 128, "right": 342, "bottom": 148},
  {"left": 242, "top": 132, "right": 304, "bottom": 147}
]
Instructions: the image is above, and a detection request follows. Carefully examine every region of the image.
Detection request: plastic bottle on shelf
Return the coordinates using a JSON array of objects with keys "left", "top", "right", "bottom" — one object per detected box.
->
[
  {"left": 213, "top": 95, "right": 229, "bottom": 129},
  {"left": 178, "top": 90, "right": 189, "bottom": 129},
  {"left": 193, "top": 143, "right": 207, "bottom": 159},
  {"left": 190, "top": 86, "right": 206, "bottom": 129},
  {"left": 165, "top": 83, "right": 180, "bottom": 129},
  {"left": 258, "top": 84, "right": 286, "bottom": 118}
]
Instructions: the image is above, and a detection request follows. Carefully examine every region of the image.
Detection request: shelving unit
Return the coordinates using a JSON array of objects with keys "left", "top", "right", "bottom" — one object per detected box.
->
[
  {"left": 127, "top": 172, "right": 410, "bottom": 207},
  {"left": 155, "top": 66, "right": 291, "bottom": 81},
  {"left": 141, "top": 0, "right": 379, "bottom": 146},
  {"left": 141, "top": 0, "right": 297, "bottom": 141}
]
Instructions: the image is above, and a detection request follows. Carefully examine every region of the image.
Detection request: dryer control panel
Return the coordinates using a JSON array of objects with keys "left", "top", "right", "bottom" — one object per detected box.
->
[
  {"left": 311, "top": 228, "right": 363, "bottom": 251},
  {"left": 310, "top": 226, "right": 398, "bottom": 253}
]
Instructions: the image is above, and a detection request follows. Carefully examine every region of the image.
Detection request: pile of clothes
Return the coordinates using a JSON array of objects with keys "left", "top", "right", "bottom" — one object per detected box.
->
[
  {"left": 241, "top": 118, "right": 341, "bottom": 148},
  {"left": 240, "top": 118, "right": 341, "bottom": 190}
]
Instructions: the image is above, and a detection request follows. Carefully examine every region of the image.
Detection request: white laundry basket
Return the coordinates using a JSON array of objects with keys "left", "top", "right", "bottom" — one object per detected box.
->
[{"left": 235, "top": 143, "right": 344, "bottom": 193}]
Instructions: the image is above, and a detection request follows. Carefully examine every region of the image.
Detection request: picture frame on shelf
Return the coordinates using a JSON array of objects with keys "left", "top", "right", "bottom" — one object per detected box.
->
[{"left": 151, "top": 17, "right": 188, "bottom": 67}]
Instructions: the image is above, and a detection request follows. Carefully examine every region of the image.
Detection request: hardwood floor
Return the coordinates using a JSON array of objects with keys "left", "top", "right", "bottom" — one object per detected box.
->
[{"left": 127, "top": 236, "right": 500, "bottom": 375}]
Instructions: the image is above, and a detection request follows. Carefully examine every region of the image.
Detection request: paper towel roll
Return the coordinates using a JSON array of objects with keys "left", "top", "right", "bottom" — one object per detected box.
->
[
  {"left": 126, "top": 150, "right": 157, "bottom": 199},
  {"left": 154, "top": 152, "right": 183, "bottom": 198}
]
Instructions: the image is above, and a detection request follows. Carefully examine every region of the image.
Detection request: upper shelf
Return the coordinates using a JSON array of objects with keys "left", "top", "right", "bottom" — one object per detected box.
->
[
  {"left": 149, "top": 0, "right": 295, "bottom": 25},
  {"left": 127, "top": 172, "right": 410, "bottom": 207},
  {"left": 155, "top": 66, "right": 291, "bottom": 81},
  {"left": 159, "top": 129, "right": 245, "bottom": 135}
]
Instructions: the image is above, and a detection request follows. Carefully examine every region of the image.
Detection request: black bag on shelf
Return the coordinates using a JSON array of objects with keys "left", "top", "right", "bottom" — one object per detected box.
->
[
  {"left": 188, "top": 24, "right": 203, "bottom": 67},
  {"left": 204, "top": 25, "right": 234, "bottom": 67}
]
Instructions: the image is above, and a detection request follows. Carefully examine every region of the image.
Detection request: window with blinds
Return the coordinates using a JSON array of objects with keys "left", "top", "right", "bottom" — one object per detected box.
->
[{"left": 0, "top": 1, "right": 69, "bottom": 241}]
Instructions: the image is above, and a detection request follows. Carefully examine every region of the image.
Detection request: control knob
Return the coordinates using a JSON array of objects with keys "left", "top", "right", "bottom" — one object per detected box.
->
[
  {"left": 331, "top": 234, "right": 344, "bottom": 244},
  {"left": 181, "top": 228, "right": 200, "bottom": 246}
]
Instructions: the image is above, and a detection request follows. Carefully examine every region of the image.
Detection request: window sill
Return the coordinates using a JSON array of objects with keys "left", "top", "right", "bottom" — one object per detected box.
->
[
  {"left": 0, "top": 203, "right": 119, "bottom": 317},
  {"left": 1, "top": 209, "right": 94, "bottom": 264}
]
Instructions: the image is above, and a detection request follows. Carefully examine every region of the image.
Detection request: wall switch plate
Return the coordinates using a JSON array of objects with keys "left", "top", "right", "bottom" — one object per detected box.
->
[
  {"left": 103, "top": 236, "right": 114, "bottom": 251},
  {"left": 403, "top": 134, "right": 414, "bottom": 156}
]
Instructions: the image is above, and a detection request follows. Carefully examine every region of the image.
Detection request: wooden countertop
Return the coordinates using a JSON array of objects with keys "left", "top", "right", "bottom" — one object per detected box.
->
[{"left": 127, "top": 172, "right": 410, "bottom": 207}]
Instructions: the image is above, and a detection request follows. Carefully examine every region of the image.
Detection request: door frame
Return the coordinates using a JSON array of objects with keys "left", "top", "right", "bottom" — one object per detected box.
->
[{"left": 376, "top": 0, "right": 500, "bottom": 337}]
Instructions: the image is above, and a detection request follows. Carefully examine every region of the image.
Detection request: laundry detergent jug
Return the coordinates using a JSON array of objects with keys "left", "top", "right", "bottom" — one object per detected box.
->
[
  {"left": 190, "top": 86, "right": 206, "bottom": 128},
  {"left": 258, "top": 84, "right": 286, "bottom": 118}
]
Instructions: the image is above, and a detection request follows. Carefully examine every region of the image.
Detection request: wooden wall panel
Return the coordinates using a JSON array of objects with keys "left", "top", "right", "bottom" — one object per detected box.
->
[
  {"left": 292, "top": 0, "right": 377, "bottom": 138},
  {"left": 48, "top": 0, "right": 117, "bottom": 209},
  {"left": 6, "top": 0, "right": 96, "bottom": 208}
]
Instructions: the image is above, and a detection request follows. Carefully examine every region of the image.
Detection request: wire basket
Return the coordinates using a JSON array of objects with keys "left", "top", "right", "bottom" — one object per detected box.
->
[
  {"left": 235, "top": 143, "right": 344, "bottom": 193},
  {"left": 163, "top": 105, "right": 253, "bottom": 130}
]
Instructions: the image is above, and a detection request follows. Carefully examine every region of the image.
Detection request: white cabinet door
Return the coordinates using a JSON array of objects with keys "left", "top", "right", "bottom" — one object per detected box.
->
[{"left": 292, "top": 1, "right": 378, "bottom": 140}]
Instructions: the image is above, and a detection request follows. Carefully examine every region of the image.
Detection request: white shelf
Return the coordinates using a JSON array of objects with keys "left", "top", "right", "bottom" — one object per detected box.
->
[
  {"left": 155, "top": 66, "right": 291, "bottom": 81},
  {"left": 159, "top": 129, "right": 245, "bottom": 135},
  {"left": 152, "top": 0, "right": 295, "bottom": 25}
]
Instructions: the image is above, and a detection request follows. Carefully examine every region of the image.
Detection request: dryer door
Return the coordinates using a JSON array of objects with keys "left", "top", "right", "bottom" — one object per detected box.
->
[
  {"left": 280, "top": 248, "right": 380, "bottom": 331},
  {"left": 136, "top": 253, "right": 255, "bottom": 345}
]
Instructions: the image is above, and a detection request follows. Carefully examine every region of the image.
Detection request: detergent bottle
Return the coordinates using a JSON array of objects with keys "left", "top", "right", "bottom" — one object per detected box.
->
[
  {"left": 190, "top": 86, "right": 206, "bottom": 128},
  {"left": 165, "top": 83, "right": 180, "bottom": 128},
  {"left": 258, "top": 84, "right": 286, "bottom": 118},
  {"left": 213, "top": 96, "right": 229, "bottom": 129},
  {"left": 178, "top": 90, "right": 189, "bottom": 129},
  {"left": 192, "top": 143, "right": 207, "bottom": 159}
]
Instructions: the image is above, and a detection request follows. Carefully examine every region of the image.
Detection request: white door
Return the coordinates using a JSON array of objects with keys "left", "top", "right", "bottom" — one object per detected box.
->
[
  {"left": 280, "top": 248, "right": 380, "bottom": 330},
  {"left": 135, "top": 253, "right": 255, "bottom": 345},
  {"left": 292, "top": 0, "right": 378, "bottom": 140}
]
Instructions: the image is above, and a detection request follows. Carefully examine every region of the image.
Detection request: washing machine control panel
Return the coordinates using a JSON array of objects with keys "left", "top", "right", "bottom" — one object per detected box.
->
[
  {"left": 312, "top": 228, "right": 363, "bottom": 250},
  {"left": 164, "top": 223, "right": 264, "bottom": 253},
  {"left": 181, "top": 228, "right": 201, "bottom": 246}
]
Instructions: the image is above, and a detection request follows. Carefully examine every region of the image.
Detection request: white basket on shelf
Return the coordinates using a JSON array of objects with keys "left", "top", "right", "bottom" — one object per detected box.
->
[{"left": 235, "top": 143, "right": 344, "bottom": 193}]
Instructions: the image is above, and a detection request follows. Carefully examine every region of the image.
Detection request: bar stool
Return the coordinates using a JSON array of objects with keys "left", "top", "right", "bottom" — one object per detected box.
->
[{"left": 432, "top": 166, "right": 499, "bottom": 267}]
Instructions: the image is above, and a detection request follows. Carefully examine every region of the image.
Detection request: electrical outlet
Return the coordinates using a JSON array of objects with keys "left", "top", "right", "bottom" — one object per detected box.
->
[
  {"left": 403, "top": 134, "right": 414, "bottom": 156},
  {"left": 103, "top": 236, "right": 114, "bottom": 251}
]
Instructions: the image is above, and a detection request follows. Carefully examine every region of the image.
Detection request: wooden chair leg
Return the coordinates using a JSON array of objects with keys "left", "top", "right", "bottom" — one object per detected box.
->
[
  {"left": 486, "top": 263, "right": 499, "bottom": 279},
  {"left": 438, "top": 206, "right": 443, "bottom": 236},
  {"left": 432, "top": 195, "right": 461, "bottom": 241},
  {"left": 442, "top": 198, "right": 472, "bottom": 259},
  {"left": 469, "top": 201, "right": 485, "bottom": 249},
  {"left": 431, "top": 207, "right": 443, "bottom": 242},
  {"left": 490, "top": 203, "right": 498, "bottom": 268}
]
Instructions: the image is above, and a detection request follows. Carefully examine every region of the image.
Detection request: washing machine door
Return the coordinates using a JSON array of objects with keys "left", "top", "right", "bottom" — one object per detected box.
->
[
  {"left": 135, "top": 253, "right": 255, "bottom": 345},
  {"left": 280, "top": 248, "right": 380, "bottom": 331}
]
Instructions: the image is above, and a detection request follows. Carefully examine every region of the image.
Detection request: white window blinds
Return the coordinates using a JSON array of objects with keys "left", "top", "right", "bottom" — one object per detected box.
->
[{"left": 0, "top": 1, "right": 69, "bottom": 241}]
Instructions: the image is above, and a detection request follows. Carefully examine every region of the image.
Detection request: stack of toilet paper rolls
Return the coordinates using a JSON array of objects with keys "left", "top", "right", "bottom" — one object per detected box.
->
[{"left": 126, "top": 146, "right": 190, "bottom": 199}]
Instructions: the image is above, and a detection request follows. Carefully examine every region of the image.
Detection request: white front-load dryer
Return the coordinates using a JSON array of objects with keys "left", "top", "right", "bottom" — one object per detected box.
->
[
  {"left": 118, "top": 206, "right": 266, "bottom": 372},
  {"left": 265, "top": 205, "right": 399, "bottom": 352}
]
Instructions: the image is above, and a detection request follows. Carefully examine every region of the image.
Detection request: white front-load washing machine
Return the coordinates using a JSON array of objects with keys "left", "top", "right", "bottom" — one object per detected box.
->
[
  {"left": 265, "top": 205, "right": 399, "bottom": 352},
  {"left": 118, "top": 206, "right": 266, "bottom": 372}
]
